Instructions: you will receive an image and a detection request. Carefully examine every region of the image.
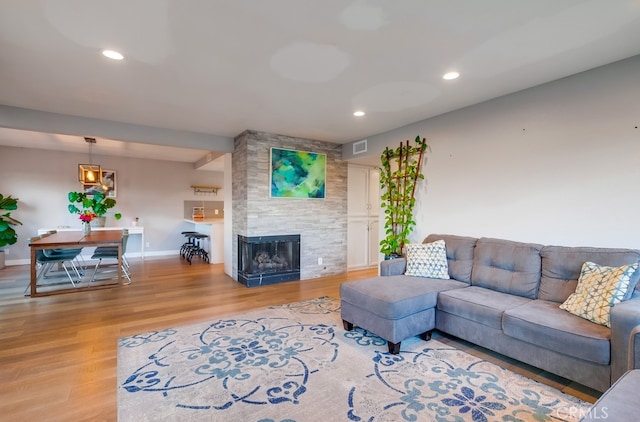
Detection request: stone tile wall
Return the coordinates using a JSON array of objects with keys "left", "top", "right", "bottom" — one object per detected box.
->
[{"left": 232, "top": 130, "right": 347, "bottom": 280}]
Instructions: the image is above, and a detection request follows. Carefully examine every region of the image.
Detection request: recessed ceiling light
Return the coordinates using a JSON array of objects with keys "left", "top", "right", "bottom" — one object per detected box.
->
[
  {"left": 353, "top": 110, "right": 365, "bottom": 117},
  {"left": 102, "top": 49, "right": 124, "bottom": 60},
  {"left": 443, "top": 71, "right": 459, "bottom": 80}
]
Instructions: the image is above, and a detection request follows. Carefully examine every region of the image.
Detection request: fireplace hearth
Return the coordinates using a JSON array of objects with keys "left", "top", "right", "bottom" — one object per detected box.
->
[{"left": 237, "top": 234, "right": 301, "bottom": 287}]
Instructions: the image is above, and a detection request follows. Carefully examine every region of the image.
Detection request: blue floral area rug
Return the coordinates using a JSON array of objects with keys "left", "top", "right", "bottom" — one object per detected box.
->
[{"left": 118, "top": 297, "right": 590, "bottom": 421}]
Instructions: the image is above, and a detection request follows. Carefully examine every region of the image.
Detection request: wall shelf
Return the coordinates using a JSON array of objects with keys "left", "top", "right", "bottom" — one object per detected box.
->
[{"left": 191, "top": 185, "right": 220, "bottom": 195}]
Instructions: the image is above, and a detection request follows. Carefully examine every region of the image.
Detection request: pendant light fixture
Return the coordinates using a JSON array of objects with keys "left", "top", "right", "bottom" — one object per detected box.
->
[{"left": 78, "top": 137, "right": 103, "bottom": 186}]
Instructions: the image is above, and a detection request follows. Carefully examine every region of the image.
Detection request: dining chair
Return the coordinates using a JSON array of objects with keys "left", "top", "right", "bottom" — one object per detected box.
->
[
  {"left": 25, "top": 235, "right": 83, "bottom": 294},
  {"left": 43, "top": 229, "right": 86, "bottom": 274},
  {"left": 89, "top": 230, "right": 131, "bottom": 284}
]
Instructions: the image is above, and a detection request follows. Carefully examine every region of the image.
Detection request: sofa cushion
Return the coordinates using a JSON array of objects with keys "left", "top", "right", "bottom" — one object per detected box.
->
[
  {"left": 471, "top": 237, "right": 543, "bottom": 299},
  {"left": 503, "top": 300, "right": 611, "bottom": 365},
  {"left": 404, "top": 240, "right": 449, "bottom": 279},
  {"left": 424, "top": 234, "right": 477, "bottom": 282},
  {"left": 540, "top": 245, "right": 640, "bottom": 303},
  {"left": 437, "top": 286, "right": 531, "bottom": 330},
  {"left": 340, "top": 275, "right": 468, "bottom": 320},
  {"left": 560, "top": 261, "right": 639, "bottom": 327}
]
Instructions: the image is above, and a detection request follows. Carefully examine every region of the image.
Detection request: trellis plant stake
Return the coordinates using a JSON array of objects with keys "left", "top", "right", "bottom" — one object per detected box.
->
[{"left": 379, "top": 135, "right": 428, "bottom": 257}]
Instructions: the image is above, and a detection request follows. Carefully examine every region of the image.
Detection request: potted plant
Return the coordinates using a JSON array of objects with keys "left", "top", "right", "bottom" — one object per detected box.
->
[
  {"left": 379, "top": 136, "right": 428, "bottom": 258},
  {"left": 0, "top": 194, "right": 23, "bottom": 269},
  {"left": 68, "top": 191, "right": 122, "bottom": 229}
]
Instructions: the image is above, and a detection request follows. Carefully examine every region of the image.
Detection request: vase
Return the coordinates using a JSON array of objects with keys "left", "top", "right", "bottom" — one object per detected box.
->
[{"left": 83, "top": 222, "right": 91, "bottom": 235}]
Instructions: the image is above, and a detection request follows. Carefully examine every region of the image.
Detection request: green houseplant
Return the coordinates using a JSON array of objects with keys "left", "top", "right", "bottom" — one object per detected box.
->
[
  {"left": 0, "top": 194, "right": 23, "bottom": 248},
  {"left": 68, "top": 191, "right": 121, "bottom": 226},
  {"left": 379, "top": 136, "right": 428, "bottom": 258}
]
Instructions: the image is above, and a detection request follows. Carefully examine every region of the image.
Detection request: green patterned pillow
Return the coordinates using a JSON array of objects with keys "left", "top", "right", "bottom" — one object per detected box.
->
[
  {"left": 404, "top": 240, "right": 450, "bottom": 279},
  {"left": 560, "top": 261, "right": 640, "bottom": 327}
]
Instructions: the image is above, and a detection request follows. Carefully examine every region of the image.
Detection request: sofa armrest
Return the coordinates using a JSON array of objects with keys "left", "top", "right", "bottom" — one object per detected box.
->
[
  {"left": 629, "top": 325, "right": 640, "bottom": 370},
  {"left": 380, "top": 257, "right": 406, "bottom": 276},
  {"left": 611, "top": 296, "right": 640, "bottom": 383}
]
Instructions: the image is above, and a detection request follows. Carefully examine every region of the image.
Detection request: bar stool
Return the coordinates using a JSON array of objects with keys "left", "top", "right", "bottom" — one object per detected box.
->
[
  {"left": 185, "top": 233, "right": 209, "bottom": 264},
  {"left": 180, "top": 231, "right": 199, "bottom": 259}
]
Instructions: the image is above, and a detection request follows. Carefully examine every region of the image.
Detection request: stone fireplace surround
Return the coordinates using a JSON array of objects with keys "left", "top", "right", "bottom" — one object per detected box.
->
[{"left": 231, "top": 130, "right": 348, "bottom": 283}]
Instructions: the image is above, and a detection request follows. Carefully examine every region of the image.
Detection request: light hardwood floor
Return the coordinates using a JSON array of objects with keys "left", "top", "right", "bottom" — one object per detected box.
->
[{"left": 0, "top": 257, "right": 600, "bottom": 421}]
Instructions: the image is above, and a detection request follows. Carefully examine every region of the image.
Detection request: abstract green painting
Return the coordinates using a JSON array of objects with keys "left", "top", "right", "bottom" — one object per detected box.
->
[{"left": 270, "top": 147, "right": 326, "bottom": 198}]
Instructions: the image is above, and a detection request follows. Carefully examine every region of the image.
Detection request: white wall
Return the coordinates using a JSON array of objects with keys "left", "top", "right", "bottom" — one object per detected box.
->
[
  {"left": 0, "top": 146, "right": 224, "bottom": 263},
  {"left": 358, "top": 55, "right": 640, "bottom": 249}
]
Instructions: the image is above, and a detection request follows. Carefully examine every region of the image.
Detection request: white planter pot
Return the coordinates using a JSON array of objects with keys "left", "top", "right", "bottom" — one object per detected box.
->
[{"left": 91, "top": 216, "right": 106, "bottom": 227}]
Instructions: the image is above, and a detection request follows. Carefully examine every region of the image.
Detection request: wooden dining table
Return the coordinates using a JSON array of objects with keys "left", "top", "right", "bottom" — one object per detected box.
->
[{"left": 28, "top": 230, "right": 124, "bottom": 297}]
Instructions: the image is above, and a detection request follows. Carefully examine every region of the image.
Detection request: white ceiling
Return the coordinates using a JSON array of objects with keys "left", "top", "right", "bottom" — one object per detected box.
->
[{"left": 1, "top": 0, "right": 640, "bottom": 168}]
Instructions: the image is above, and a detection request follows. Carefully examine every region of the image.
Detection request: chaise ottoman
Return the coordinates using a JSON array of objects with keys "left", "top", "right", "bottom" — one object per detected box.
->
[
  {"left": 580, "top": 369, "right": 640, "bottom": 421},
  {"left": 340, "top": 275, "right": 467, "bottom": 353}
]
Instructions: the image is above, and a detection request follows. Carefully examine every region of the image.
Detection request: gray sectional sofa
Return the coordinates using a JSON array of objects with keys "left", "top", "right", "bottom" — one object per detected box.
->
[{"left": 340, "top": 234, "right": 640, "bottom": 393}]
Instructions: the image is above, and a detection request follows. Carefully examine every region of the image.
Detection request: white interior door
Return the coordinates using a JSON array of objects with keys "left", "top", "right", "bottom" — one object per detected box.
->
[{"left": 347, "top": 218, "right": 369, "bottom": 269}]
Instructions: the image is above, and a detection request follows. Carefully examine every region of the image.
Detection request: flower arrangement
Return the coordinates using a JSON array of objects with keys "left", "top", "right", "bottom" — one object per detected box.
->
[{"left": 78, "top": 210, "right": 97, "bottom": 223}]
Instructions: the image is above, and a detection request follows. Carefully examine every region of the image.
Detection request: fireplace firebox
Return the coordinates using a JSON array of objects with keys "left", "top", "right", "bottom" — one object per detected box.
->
[{"left": 237, "top": 234, "right": 300, "bottom": 287}]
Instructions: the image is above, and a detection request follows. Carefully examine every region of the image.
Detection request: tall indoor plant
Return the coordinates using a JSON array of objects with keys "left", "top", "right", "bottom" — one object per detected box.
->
[
  {"left": 0, "top": 193, "right": 22, "bottom": 247},
  {"left": 379, "top": 136, "right": 428, "bottom": 258},
  {"left": 0, "top": 194, "right": 22, "bottom": 268}
]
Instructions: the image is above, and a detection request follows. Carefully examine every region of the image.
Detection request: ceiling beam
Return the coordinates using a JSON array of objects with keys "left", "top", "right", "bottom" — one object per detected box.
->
[{"left": 0, "top": 105, "right": 234, "bottom": 152}]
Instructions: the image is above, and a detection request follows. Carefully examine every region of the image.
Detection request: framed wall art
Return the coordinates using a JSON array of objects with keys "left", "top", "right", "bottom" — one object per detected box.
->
[
  {"left": 83, "top": 169, "right": 117, "bottom": 197},
  {"left": 270, "top": 148, "right": 326, "bottom": 199}
]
